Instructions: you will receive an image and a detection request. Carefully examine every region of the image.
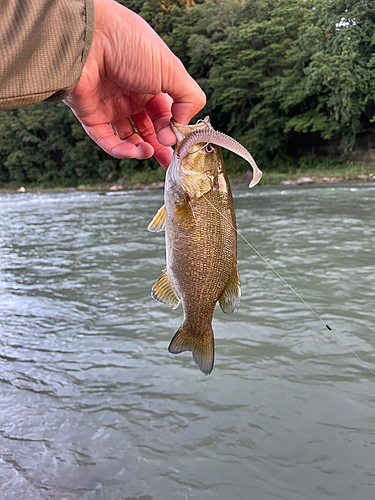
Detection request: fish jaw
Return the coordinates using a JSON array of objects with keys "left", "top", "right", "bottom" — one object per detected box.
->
[
  {"left": 165, "top": 151, "right": 181, "bottom": 195},
  {"left": 170, "top": 120, "right": 189, "bottom": 144},
  {"left": 171, "top": 117, "right": 210, "bottom": 145}
]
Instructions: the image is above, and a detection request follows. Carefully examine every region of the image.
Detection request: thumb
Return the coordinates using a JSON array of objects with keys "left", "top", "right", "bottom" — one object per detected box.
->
[{"left": 162, "top": 59, "right": 206, "bottom": 125}]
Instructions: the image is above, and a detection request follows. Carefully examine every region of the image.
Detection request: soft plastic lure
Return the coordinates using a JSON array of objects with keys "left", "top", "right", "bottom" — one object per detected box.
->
[{"left": 176, "top": 118, "right": 262, "bottom": 188}]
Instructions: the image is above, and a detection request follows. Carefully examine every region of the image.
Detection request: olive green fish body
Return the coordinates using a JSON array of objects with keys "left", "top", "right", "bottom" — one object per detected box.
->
[
  {"left": 166, "top": 166, "right": 237, "bottom": 330},
  {"left": 149, "top": 118, "right": 241, "bottom": 375}
]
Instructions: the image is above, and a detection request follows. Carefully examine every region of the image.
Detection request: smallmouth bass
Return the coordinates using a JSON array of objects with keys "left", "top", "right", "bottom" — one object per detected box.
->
[{"left": 148, "top": 117, "right": 261, "bottom": 375}]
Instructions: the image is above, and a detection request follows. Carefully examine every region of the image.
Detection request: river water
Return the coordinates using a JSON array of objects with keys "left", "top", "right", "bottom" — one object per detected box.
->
[{"left": 0, "top": 184, "right": 374, "bottom": 500}]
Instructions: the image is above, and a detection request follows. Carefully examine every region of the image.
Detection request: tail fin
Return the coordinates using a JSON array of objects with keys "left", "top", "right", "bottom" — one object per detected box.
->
[{"left": 168, "top": 323, "right": 214, "bottom": 375}]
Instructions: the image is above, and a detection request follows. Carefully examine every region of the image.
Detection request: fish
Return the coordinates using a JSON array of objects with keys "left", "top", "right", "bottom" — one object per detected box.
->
[{"left": 148, "top": 117, "right": 262, "bottom": 375}]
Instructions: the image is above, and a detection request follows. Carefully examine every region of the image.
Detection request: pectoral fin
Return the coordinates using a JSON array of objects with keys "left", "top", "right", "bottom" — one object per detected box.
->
[
  {"left": 151, "top": 268, "right": 180, "bottom": 309},
  {"left": 219, "top": 264, "right": 241, "bottom": 314},
  {"left": 148, "top": 205, "right": 167, "bottom": 232}
]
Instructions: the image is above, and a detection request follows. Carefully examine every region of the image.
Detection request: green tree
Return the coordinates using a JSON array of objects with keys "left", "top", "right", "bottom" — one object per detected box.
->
[
  {"left": 280, "top": 0, "right": 375, "bottom": 155},
  {"left": 2, "top": 0, "right": 375, "bottom": 187},
  {"left": 0, "top": 103, "right": 118, "bottom": 185},
  {"left": 167, "top": 0, "right": 309, "bottom": 166}
]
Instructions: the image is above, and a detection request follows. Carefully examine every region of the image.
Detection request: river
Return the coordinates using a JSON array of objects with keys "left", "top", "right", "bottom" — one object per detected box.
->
[{"left": 0, "top": 184, "right": 374, "bottom": 500}]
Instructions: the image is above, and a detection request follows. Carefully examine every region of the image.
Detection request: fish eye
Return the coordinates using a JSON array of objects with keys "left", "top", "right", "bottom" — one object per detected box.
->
[{"left": 205, "top": 144, "right": 215, "bottom": 154}]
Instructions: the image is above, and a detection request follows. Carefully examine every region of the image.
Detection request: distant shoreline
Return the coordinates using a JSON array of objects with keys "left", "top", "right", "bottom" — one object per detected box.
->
[{"left": 1, "top": 164, "right": 374, "bottom": 194}]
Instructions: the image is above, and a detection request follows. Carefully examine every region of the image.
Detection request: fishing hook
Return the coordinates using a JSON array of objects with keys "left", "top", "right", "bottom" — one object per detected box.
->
[{"left": 186, "top": 119, "right": 212, "bottom": 155}]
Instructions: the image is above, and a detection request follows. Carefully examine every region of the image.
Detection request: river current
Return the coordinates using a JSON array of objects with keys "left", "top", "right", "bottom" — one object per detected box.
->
[{"left": 0, "top": 184, "right": 374, "bottom": 499}]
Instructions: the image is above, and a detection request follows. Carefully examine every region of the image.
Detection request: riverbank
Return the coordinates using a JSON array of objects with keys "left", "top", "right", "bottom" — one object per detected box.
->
[
  {"left": 259, "top": 161, "right": 375, "bottom": 186},
  {"left": 1, "top": 162, "right": 374, "bottom": 194}
]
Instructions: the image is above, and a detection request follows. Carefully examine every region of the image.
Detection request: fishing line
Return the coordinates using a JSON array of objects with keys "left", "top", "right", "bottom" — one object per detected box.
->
[{"left": 202, "top": 193, "right": 375, "bottom": 377}]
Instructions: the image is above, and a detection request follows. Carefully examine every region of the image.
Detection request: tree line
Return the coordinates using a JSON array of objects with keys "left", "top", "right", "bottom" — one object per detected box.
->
[{"left": 1, "top": 0, "right": 374, "bottom": 186}]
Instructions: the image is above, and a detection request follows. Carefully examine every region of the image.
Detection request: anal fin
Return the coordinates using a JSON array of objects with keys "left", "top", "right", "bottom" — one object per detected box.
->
[
  {"left": 151, "top": 268, "right": 180, "bottom": 309},
  {"left": 219, "top": 264, "right": 241, "bottom": 314},
  {"left": 148, "top": 204, "right": 166, "bottom": 232}
]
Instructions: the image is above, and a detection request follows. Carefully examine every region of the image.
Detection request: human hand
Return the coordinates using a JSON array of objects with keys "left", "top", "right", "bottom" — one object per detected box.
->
[{"left": 63, "top": 0, "right": 206, "bottom": 169}]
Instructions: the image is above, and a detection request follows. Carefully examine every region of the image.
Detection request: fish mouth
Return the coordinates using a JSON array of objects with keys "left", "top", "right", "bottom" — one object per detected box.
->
[
  {"left": 171, "top": 117, "right": 211, "bottom": 145},
  {"left": 171, "top": 117, "right": 262, "bottom": 188}
]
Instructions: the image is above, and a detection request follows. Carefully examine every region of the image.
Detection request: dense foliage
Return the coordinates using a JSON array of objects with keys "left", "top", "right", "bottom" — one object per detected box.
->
[{"left": 1, "top": 0, "right": 374, "bottom": 185}]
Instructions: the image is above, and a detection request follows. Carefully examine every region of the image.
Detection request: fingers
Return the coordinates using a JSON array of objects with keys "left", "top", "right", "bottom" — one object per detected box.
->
[
  {"left": 110, "top": 115, "right": 138, "bottom": 142},
  {"left": 82, "top": 121, "right": 153, "bottom": 159},
  {"left": 131, "top": 110, "right": 173, "bottom": 169},
  {"left": 154, "top": 146, "right": 173, "bottom": 170},
  {"left": 171, "top": 87, "right": 206, "bottom": 124},
  {"left": 81, "top": 112, "right": 173, "bottom": 169},
  {"left": 162, "top": 59, "right": 206, "bottom": 125},
  {"left": 146, "top": 93, "right": 176, "bottom": 147},
  {"left": 146, "top": 84, "right": 206, "bottom": 148}
]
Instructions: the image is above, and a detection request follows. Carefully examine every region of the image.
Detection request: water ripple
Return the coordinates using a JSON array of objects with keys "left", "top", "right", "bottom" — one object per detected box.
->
[{"left": 0, "top": 187, "right": 374, "bottom": 499}]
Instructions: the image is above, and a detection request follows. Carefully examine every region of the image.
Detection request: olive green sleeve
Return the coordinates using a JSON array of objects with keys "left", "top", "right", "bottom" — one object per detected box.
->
[{"left": 0, "top": 0, "right": 95, "bottom": 110}]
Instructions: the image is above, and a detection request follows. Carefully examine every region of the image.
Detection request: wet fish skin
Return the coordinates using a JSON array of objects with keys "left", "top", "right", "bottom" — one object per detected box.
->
[{"left": 148, "top": 118, "right": 241, "bottom": 375}]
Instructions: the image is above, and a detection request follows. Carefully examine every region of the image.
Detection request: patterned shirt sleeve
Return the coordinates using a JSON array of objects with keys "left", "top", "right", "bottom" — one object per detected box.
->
[{"left": 0, "top": 0, "right": 95, "bottom": 109}]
